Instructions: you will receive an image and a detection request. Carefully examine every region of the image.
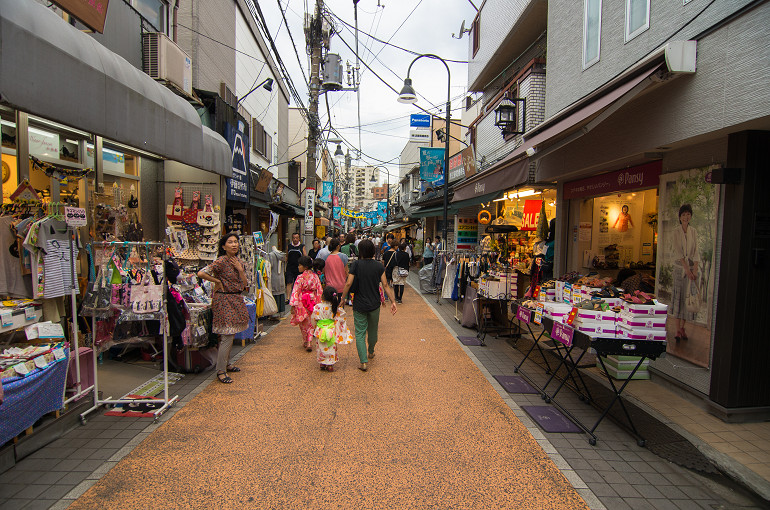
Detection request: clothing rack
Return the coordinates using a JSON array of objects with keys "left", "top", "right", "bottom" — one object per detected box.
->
[
  {"left": 434, "top": 249, "right": 479, "bottom": 320},
  {"left": 80, "top": 241, "right": 179, "bottom": 424}
]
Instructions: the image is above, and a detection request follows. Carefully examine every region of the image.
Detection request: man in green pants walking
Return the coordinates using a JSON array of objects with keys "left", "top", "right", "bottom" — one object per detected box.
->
[{"left": 341, "top": 239, "right": 397, "bottom": 372}]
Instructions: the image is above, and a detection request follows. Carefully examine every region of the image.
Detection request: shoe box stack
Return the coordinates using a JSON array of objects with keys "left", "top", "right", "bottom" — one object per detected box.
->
[
  {"left": 479, "top": 271, "right": 517, "bottom": 300},
  {"left": 542, "top": 302, "right": 572, "bottom": 322},
  {"left": 617, "top": 301, "right": 668, "bottom": 341},
  {"left": 572, "top": 307, "right": 620, "bottom": 338}
]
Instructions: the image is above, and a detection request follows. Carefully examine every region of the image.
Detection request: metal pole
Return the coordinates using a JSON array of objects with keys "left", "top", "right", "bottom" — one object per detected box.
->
[
  {"left": 305, "top": 0, "right": 323, "bottom": 245},
  {"left": 443, "top": 93, "right": 450, "bottom": 249}
]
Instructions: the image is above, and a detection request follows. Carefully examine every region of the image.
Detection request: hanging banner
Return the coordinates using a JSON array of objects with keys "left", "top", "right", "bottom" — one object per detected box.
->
[
  {"left": 377, "top": 201, "right": 387, "bottom": 213},
  {"left": 225, "top": 121, "right": 250, "bottom": 203},
  {"left": 332, "top": 206, "right": 341, "bottom": 219},
  {"left": 333, "top": 195, "right": 339, "bottom": 206},
  {"left": 420, "top": 147, "right": 445, "bottom": 184},
  {"left": 521, "top": 200, "right": 542, "bottom": 231},
  {"left": 320, "top": 181, "right": 333, "bottom": 203},
  {"left": 304, "top": 188, "right": 315, "bottom": 234}
]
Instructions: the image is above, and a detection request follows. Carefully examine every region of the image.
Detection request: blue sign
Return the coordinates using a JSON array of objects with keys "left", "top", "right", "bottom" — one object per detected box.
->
[
  {"left": 410, "top": 114, "right": 431, "bottom": 128},
  {"left": 225, "top": 122, "right": 249, "bottom": 202},
  {"left": 332, "top": 206, "right": 341, "bottom": 219},
  {"left": 320, "top": 181, "right": 333, "bottom": 203},
  {"left": 420, "top": 147, "right": 445, "bottom": 184}
]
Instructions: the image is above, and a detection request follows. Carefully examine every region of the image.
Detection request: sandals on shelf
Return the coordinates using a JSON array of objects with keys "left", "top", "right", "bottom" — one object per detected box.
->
[{"left": 217, "top": 373, "right": 233, "bottom": 384}]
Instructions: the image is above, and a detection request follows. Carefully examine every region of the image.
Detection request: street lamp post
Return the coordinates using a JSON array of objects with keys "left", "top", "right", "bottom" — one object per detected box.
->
[
  {"left": 235, "top": 78, "right": 274, "bottom": 108},
  {"left": 398, "top": 54, "right": 451, "bottom": 250}
]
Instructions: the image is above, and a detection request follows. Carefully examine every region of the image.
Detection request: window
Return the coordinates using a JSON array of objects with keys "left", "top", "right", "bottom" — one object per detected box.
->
[
  {"left": 252, "top": 120, "right": 265, "bottom": 156},
  {"left": 583, "top": 0, "right": 602, "bottom": 69},
  {"left": 133, "top": 0, "right": 169, "bottom": 35},
  {"left": 625, "top": 0, "right": 650, "bottom": 42},
  {"left": 471, "top": 17, "right": 480, "bottom": 56}
]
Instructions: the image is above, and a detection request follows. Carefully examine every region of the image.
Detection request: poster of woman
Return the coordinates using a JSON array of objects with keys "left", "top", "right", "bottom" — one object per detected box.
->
[{"left": 655, "top": 165, "right": 720, "bottom": 367}]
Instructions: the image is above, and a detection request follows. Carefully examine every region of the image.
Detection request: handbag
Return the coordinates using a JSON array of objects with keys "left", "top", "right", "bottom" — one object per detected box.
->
[
  {"left": 167, "top": 187, "right": 184, "bottom": 221},
  {"left": 685, "top": 280, "right": 701, "bottom": 314},
  {"left": 124, "top": 213, "right": 143, "bottom": 242},
  {"left": 130, "top": 272, "right": 163, "bottom": 314},
  {"left": 398, "top": 267, "right": 409, "bottom": 277}
]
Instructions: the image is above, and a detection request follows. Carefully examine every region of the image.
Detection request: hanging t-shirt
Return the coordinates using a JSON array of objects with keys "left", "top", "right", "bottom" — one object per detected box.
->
[
  {"left": 0, "top": 216, "right": 32, "bottom": 298},
  {"left": 43, "top": 239, "right": 79, "bottom": 299}
]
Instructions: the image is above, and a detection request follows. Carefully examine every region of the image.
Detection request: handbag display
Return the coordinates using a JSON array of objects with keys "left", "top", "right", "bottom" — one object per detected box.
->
[
  {"left": 167, "top": 187, "right": 184, "bottom": 221},
  {"left": 685, "top": 280, "right": 701, "bottom": 314},
  {"left": 130, "top": 272, "right": 163, "bottom": 314},
  {"left": 124, "top": 213, "right": 143, "bottom": 242}
]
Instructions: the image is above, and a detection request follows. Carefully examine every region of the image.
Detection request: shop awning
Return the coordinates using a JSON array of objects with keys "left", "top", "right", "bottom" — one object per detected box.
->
[
  {"left": 412, "top": 204, "right": 459, "bottom": 218},
  {"left": 452, "top": 159, "right": 529, "bottom": 202},
  {"left": 0, "top": 0, "right": 231, "bottom": 177},
  {"left": 386, "top": 221, "right": 417, "bottom": 231},
  {"left": 452, "top": 190, "right": 504, "bottom": 209},
  {"left": 270, "top": 202, "right": 304, "bottom": 217}
]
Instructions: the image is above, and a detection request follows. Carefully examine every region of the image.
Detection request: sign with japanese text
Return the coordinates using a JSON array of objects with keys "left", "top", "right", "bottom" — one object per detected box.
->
[
  {"left": 304, "top": 188, "right": 315, "bottom": 234},
  {"left": 253, "top": 167, "right": 272, "bottom": 193},
  {"left": 226, "top": 122, "right": 249, "bottom": 203},
  {"left": 51, "top": 0, "right": 110, "bottom": 33},
  {"left": 320, "top": 181, "right": 333, "bottom": 203},
  {"left": 564, "top": 161, "right": 662, "bottom": 199},
  {"left": 64, "top": 207, "right": 87, "bottom": 227},
  {"left": 420, "top": 147, "right": 444, "bottom": 184}
]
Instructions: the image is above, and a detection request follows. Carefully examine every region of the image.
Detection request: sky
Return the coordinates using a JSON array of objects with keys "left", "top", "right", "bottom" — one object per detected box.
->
[{"left": 259, "top": 0, "right": 478, "bottom": 185}]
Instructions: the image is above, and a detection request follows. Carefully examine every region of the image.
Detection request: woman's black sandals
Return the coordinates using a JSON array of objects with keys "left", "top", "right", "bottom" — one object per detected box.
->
[
  {"left": 226, "top": 365, "right": 241, "bottom": 372},
  {"left": 217, "top": 373, "right": 233, "bottom": 384}
]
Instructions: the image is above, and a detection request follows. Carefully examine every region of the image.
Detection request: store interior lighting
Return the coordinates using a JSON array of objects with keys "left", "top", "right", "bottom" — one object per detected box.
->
[{"left": 493, "top": 189, "right": 541, "bottom": 202}]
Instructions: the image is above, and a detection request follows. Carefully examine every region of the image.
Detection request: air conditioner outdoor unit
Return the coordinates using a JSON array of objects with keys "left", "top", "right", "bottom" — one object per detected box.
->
[{"left": 143, "top": 32, "right": 193, "bottom": 96}]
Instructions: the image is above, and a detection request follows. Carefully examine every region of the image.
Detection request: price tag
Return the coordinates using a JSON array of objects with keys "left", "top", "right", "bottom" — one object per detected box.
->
[
  {"left": 34, "top": 356, "right": 48, "bottom": 369},
  {"left": 551, "top": 321, "right": 575, "bottom": 347},
  {"left": 563, "top": 283, "right": 572, "bottom": 304},
  {"left": 64, "top": 206, "right": 88, "bottom": 227},
  {"left": 24, "top": 307, "right": 36, "bottom": 321},
  {"left": 53, "top": 347, "right": 66, "bottom": 360},
  {"left": 1, "top": 311, "right": 12, "bottom": 327},
  {"left": 516, "top": 306, "right": 531, "bottom": 324},
  {"left": 196, "top": 326, "right": 206, "bottom": 337},
  {"left": 37, "top": 323, "right": 65, "bottom": 339},
  {"left": 567, "top": 307, "right": 578, "bottom": 326},
  {"left": 534, "top": 303, "right": 544, "bottom": 325},
  {"left": 194, "top": 286, "right": 204, "bottom": 296},
  {"left": 13, "top": 362, "right": 29, "bottom": 376}
]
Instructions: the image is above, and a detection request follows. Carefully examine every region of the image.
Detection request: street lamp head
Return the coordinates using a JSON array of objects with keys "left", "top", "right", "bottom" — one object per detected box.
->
[
  {"left": 334, "top": 143, "right": 344, "bottom": 157},
  {"left": 397, "top": 78, "right": 418, "bottom": 104},
  {"left": 262, "top": 78, "right": 274, "bottom": 92}
]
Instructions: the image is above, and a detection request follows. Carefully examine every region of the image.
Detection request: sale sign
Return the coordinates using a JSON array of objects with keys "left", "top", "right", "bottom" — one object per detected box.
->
[{"left": 521, "top": 200, "right": 542, "bottom": 231}]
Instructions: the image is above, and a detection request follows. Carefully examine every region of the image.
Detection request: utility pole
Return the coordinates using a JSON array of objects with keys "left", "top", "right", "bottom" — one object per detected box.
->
[{"left": 305, "top": 0, "right": 324, "bottom": 244}]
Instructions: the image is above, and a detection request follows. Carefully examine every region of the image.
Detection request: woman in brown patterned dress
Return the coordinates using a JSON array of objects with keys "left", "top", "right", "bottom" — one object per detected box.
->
[{"left": 197, "top": 233, "right": 249, "bottom": 384}]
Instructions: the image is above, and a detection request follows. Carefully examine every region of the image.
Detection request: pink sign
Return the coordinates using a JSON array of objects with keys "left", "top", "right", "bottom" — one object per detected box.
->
[
  {"left": 563, "top": 161, "right": 662, "bottom": 199},
  {"left": 516, "top": 306, "right": 531, "bottom": 324},
  {"left": 551, "top": 321, "right": 574, "bottom": 347}
]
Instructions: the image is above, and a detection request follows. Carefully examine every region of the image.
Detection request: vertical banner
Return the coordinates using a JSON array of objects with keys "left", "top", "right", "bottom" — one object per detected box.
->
[
  {"left": 656, "top": 165, "right": 720, "bottom": 368},
  {"left": 320, "top": 181, "right": 333, "bottom": 203},
  {"left": 225, "top": 122, "right": 250, "bottom": 202},
  {"left": 332, "top": 206, "right": 341, "bottom": 219},
  {"left": 304, "top": 188, "right": 315, "bottom": 234},
  {"left": 332, "top": 196, "right": 339, "bottom": 206},
  {"left": 419, "top": 147, "right": 445, "bottom": 184}
]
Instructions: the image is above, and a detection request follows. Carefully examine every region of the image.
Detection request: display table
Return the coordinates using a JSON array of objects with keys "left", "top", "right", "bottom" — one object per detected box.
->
[
  {"left": 0, "top": 353, "right": 69, "bottom": 445},
  {"left": 0, "top": 303, "right": 43, "bottom": 336}
]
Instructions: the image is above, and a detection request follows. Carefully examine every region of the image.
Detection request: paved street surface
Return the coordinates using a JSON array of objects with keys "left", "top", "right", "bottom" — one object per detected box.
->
[
  {"left": 0, "top": 277, "right": 765, "bottom": 509},
  {"left": 68, "top": 284, "right": 586, "bottom": 509}
]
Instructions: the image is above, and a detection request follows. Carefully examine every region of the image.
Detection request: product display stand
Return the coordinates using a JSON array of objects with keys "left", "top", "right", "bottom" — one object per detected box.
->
[
  {"left": 538, "top": 316, "right": 666, "bottom": 446},
  {"left": 511, "top": 304, "right": 552, "bottom": 376},
  {"left": 79, "top": 241, "right": 179, "bottom": 424},
  {"left": 64, "top": 225, "right": 94, "bottom": 405},
  {"left": 475, "top": 269, "right": 519, "bottom": 345}
]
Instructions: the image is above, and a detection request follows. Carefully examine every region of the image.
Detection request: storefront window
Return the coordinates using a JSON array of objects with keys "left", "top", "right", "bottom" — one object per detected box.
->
[{"left": 1, "top": 117, "right": 17, "bottom": 205}]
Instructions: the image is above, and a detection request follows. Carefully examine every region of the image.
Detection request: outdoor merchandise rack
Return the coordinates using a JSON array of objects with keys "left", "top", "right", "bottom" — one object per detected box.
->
[
  {"left": 79, "top": 241, "right": 179, "bottom": 424},
  {"left": 513, "top": 306, "right": 666, "bottom": 446},
  {"left": 474, "top": 268, "right": 520, "bottom": 345}
]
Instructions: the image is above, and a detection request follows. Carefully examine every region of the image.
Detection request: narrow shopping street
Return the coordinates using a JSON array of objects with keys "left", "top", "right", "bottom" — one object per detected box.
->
[{"left": 67, "top": 283, "right": 586, "bottom": 509}]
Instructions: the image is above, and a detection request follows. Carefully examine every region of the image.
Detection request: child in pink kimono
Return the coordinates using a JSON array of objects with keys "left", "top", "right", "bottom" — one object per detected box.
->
[
  {"left": 290, "top": 256, "right": 323, "bottom": 351},
  {"left": 311, "top": 286, "right": 354, "bottom": 371}
]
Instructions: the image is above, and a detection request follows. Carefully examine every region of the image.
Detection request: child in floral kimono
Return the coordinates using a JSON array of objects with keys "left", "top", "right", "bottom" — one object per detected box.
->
[
  {"left": 290, "top": 256, "right": 323, "bottom": 351},
  {"left": 311, "top": 285, "right": 354, "bottom": 371}
]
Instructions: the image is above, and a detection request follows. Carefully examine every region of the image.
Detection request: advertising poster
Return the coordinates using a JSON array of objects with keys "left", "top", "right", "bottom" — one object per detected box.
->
[
  {"left": 592, "top": 195, "right": 643, "bottom": 265},
  {"left": 656, "top": 165, "right": 720, "bottom": 367},
  {"left": 456, "top": 217, "right": 478, "bottom": 250},
  {"left": 320, "top": 181, "right": 333, "bottom": 203},
  {"left": 419, "top": 147, "right": 444, "bottom": 183}
]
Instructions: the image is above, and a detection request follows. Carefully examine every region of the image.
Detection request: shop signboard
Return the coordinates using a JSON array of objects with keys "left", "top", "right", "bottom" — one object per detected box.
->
[
  {"left": 461, "top": 145, "right": 477, "bottom": 178},
  {"left": 521, "top": 200, "right": 542, "bottom": 231},
  {"left": 447, "top": 151, "right": 465, "bottom": 183},
  {"left": 563, "top": 161, "right": 662, "bottom": 199},
  {"left": 51, "top": 0, "right": 110, "bottom": 33},
  {"left": 551, "top": 321, "right": 574, "bottom": 347},
  {"left": 409, "top": 130, "right": 431, "bottom": 143},
  {"left": 225, "top": 122, "right": 249, "bottom": 203},
  {"left": 419, "top": 147, "right": 444, "bottom": 184},
  {"left": 28, "top": 128, "right": 59, "bottom": 159},
  {"left": 253, "top": 168, "right": 272, "bottom": 193},
  {"left": 304, "top": 188, "right": 315, "bottom": 234},
  {"left": 456, "top": 217, "right": 478, "bottom": 250},
  {"left": 410, "top": 114, "right": 431, "bottom": 128}
]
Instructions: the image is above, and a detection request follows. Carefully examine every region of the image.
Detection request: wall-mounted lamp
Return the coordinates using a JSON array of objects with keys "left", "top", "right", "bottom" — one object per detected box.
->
[{"left": 494, "top": 96, "right": 526, "bottom": 137}]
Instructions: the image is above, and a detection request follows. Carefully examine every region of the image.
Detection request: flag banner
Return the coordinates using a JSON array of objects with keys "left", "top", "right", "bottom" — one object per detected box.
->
[
  {"left": 333, "top": 195, "right": 339, "bottom": 206},
  {"left": 420, "top": 147, "right": 445, "bottom": 183},
  {"left": 333, "top": 206, "right": 341, "bottom": 219},
  {"left": 377, "top": 201, "right": 387, "bottom": 213},
  {"left": 320, "top": 181, "right": 333, "bottom": 202}
]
